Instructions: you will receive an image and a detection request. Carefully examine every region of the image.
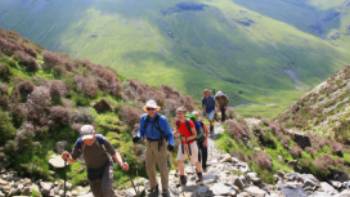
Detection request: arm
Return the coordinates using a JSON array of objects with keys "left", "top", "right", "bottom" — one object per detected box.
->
[
  {"left": 104, "top": 139, "right": 129, "bottom": 171},
  {"left": 161, "top": 117, "right": 175, "bottom": 146},
  {"left": 137, "top": 116, "right": 146, "bottom": 138},
  {"left": 62, "top": 139, "right": 82, "bottom": 164}
]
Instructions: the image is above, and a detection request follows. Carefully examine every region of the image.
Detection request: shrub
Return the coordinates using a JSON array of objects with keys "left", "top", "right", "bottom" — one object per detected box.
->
[
  {"left": 14, "top": 80, "right": 35, "bottom": 102},
  {"left": 13, "top": 50, "right": 38, "bottom": 72},
  {"left": 43, "top": 51, "right": 65, "bottom": 69},
  {"left": 0, "top": 110, "right": 16, "bottom": 144},
  {"left": 26, "top": 86, "right": 51, "bottom": 126},
  {"left": 48, "top": 106, "right": 71, "bottom": 129},
  {"left": 0, "top": 37, "right": 20, "bottom": 56},
  {"left": 331, "top": 142, "right": 344, "bottom": 157},
  {"left": 71, "top": 110, "right": 93, "bottom": 125},
  {"left": 253, "top": 151, "right": 272, "bottom": 170},
  {"left": 74, "top": 76, "right": 98, "bottom": 98},
  {"left": 119, "top": 105, "right": 143, "bottom": 128},
  {"left": 290, "top": 145, "right": 302, "bottom": 158},
  {"left": 10, "top": 103, "right": 28, "bottom": 128},
  {"left": 49, "top": 80, "right": 68, "bottom": 105},
  {"left": 0, "top": 63, "right": 11, "bottom": 81},
  {"left": 0, "top": 84, "right": 9, "bottom": 110},
  {"left": 225, "top": 119, "right": 249, "bottom": 142}
]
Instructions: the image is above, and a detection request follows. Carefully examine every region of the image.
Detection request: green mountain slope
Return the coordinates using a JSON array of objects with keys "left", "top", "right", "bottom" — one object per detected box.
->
[
  {"left": 0, "top": 28, "right": 194, "bottom": 186},
  {"left": 1, "top": 0, "right": 349, "bottom": 117}
]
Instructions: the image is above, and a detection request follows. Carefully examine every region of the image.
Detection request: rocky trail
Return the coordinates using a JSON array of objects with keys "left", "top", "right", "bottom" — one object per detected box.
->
[{"left": 1, "top": 123, "right": 350, "bottom": 197}]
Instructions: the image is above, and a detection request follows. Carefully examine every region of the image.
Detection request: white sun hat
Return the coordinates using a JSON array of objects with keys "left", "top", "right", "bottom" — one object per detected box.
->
[
  {"left": 143, "top": 99, "right": 161, "bottom": 112},
  {"left": 80, "top": 124, "right": 95, "bottom": 141}
]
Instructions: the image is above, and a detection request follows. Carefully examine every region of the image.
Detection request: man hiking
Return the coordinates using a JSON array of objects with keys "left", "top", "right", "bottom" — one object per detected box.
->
[
  {"left": 187, "top": 111, "right": 209, "bottom": 172},
  {"left": 175, "top": 107, "right": 203, "bottom": 186},
  {"left": 201, "top": 89, "right": 216, "bottom": 133},
  {"left": 61, "top": 125, "right": 129, "bottom": 197},
  {"left": 215, "top": 90, "right": 229, "bottom": 122},
  {"left": 133, "top": 99, "right": 175, "bottom": 197}
]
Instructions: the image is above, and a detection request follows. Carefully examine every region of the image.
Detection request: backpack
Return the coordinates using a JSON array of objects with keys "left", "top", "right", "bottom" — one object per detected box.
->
[
  {"left": 195, "top": 121, "right": 205, "bottom": 142},
  {"left": 176, "top": 120, "right": 193, "bottom": 136},
  {"left": 75, "top": 135, "right": 110, "bottom": 181}
]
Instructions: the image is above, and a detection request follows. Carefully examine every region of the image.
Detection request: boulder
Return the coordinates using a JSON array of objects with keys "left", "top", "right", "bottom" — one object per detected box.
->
[
  {"left": 48, "top": 154, "right": 66, "bottom": 169},
  {"left": 39, "top": 181, "right": 53, "bottom": 196},
  {"left": 319, "top": 182, "right": 338, "bottom": 195},
  {"left": 335, "top": 190, "right": 350, "bottom": 197},
  {"left": 246, "top": 172, "right": 261, "bottom": 185},
  {"left": 210, "top": 182, "right": 236, "bottom": 196},
  {"left": 244, "top": 186, "right": 266, "bottom": 197},
  {"left": 234, "top": 176, "right": 248, "bottom": 190},
  {"left": 309, "top": 191, "right": 332, "bottom": 197}
]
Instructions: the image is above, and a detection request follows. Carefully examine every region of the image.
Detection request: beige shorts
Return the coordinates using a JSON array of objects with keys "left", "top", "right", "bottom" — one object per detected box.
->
[{"left": 177, "top": 142, "right": 199, "bottom": 165}]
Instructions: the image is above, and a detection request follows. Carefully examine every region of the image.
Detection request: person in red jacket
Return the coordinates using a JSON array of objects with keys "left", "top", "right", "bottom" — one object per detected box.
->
[{"left": 175, "top": 107, "right": 203, "bottom": 186}]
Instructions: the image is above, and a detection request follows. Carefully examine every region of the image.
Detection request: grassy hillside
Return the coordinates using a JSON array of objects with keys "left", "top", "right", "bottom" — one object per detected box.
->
[
  {"left": 1, "top": 0, "right": 349, "bottom": 118},
  {"left": 277, "top": 65, "right": 350, "bottom": 144},
  {"left": 0, "top": 28, "right": 194, "bottom": 187}
]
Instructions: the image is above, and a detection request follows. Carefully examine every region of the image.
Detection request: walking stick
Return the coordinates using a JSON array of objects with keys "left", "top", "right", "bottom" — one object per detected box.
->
[{"left": 63, "top": 160, "right": 67, "bottom": 197}]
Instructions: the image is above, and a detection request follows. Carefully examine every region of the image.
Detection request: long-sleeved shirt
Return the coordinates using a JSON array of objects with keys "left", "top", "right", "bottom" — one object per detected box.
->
[{"left": 137, "top": 113, "right": 175, "bottom": 146}]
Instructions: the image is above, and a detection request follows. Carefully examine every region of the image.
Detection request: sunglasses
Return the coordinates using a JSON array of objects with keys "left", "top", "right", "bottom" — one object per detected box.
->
[{"left": 146, "top": 108, "right": 156, "bottom": 111}]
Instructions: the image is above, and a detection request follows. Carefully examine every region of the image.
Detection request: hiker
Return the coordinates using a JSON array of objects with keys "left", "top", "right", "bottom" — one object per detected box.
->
[
  {"left": 175, "top": 107, "right": 203, "bottom": 186},
  {"left": 215, "top": 90, "right": 229, "bottom": 122},
  {"left": 61, "top": 125, "right": 129, "bottom": 197},
  {"left": 188, "top": 111, "right": 209, "bottom": 172},
  {"left": 133, "top": 99, "right": 175, "bottom": 197},
  {"left": 202, "top": 89, "right": 216, "bottom": 133}
]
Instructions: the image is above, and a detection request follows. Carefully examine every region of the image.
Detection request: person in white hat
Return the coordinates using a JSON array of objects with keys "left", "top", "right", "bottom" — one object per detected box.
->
[
  {"left": 62, "top": 124, "right": 129, "bottom": 197},
  {"left": 133, "top": 99, "right": 175, "bottom": 197},
  {"left": 214, "top": 90, "right": 229, "bottom": 122}
]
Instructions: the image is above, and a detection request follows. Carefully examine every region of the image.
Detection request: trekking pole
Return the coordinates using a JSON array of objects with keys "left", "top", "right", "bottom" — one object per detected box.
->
[
  {"left": 128, "top": 173, "right": 139, "bottom": 196},
  {"left": 63, "top": 160, "right": 67, "bottom": 197}
]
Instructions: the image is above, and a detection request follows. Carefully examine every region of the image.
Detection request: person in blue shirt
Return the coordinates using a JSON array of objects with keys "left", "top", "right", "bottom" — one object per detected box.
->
[
  {"left": 133, "top": 99, "right": 175, "bottom": 197},
  {"left": 202, "top": 89, "right": 216, "bottom": 133}
]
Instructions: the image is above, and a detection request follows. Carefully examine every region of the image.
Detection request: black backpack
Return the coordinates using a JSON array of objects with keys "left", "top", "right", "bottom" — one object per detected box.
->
[{"left": 195, "top": 121, "right": 205, "bottom": 143}]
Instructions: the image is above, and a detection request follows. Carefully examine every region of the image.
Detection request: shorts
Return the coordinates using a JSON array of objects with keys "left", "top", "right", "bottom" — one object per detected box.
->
[
  {"left": 177, "top": 142, "right": 199, "bottom": 165},
  {"left": 207, "top": 111, "right": 215, "bottom": 121}
]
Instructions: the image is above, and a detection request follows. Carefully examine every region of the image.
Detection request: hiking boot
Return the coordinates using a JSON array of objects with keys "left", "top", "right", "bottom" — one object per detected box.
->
[
  {"left": 148, "top": 186, "right": 159, "bottom": 197},
  {"left": 162, "top": 190, "right": 171, "bottom": 197},
  {"left": 196, "top": 172, "right": 203, "bottom": 183},
  {"left": 210, "top": 125, "right": 214, "bottom": 133},
  {"left": 180, "top": 175, "right": 187, "bottom": 186}
]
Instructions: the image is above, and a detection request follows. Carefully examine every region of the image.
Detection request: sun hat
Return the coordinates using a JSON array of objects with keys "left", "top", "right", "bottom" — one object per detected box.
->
[
  {"left": 143, "top": 99, "right": 161, "bottom": 112},
  {"left": 80, "top": 124, "right": 95, "bottom": 141}
]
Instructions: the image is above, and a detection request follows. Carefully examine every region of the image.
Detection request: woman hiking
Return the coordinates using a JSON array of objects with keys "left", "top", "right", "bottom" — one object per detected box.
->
[
  {"left": 187, "top": 111, "right": 209, "bottom": 172},
  {"left": 61, "top": 124, "right": 129, "bottom": 197},
  {"left": 175, "top": 107, "right": 203, "bottom": 186}
]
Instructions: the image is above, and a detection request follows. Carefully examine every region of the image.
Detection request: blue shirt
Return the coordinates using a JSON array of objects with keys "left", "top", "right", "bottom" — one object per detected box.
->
[
  {"left": 137, "top": 113, "right": 175, "bottom": 146},
  {"left": 202, "top": 96, "right": 215, "bottom": 113}
]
